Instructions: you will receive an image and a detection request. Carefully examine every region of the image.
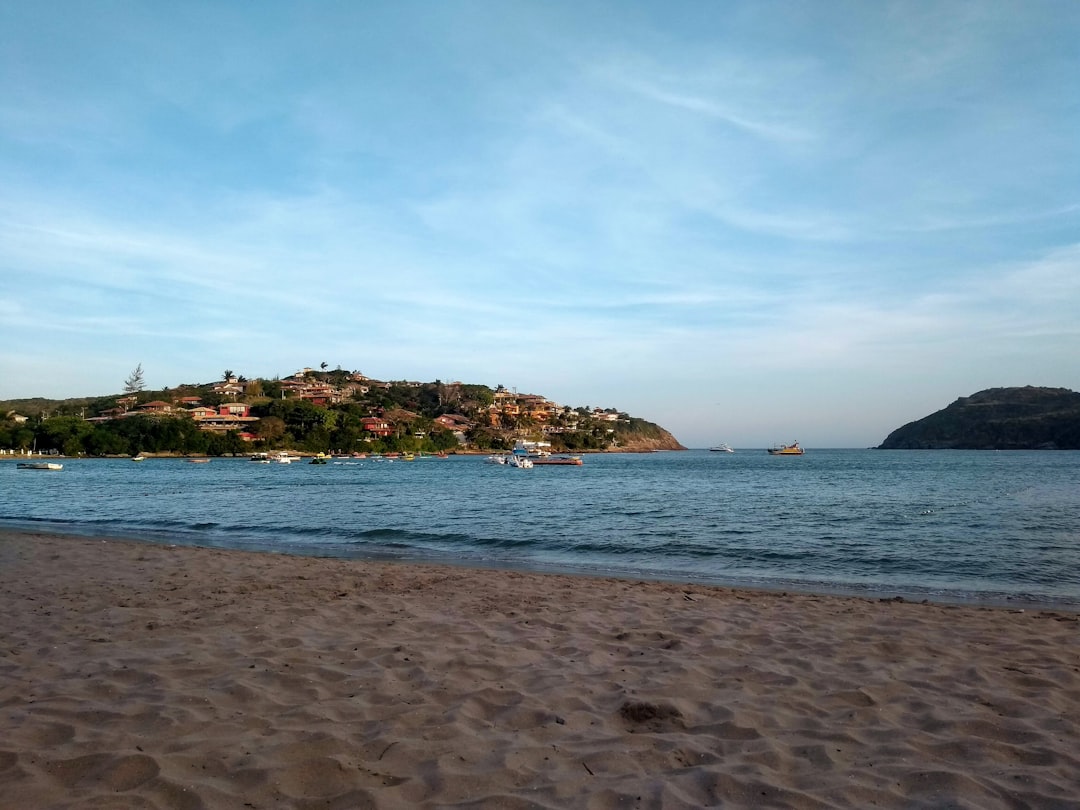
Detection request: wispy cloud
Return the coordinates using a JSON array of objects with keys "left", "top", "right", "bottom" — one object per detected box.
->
[{"left": 1, "top": 2, "right": 1077, "bottom": 445}]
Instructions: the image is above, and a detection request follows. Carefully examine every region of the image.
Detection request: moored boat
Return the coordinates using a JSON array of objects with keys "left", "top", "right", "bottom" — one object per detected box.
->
[
  {"left": 531, "top": 455, "right": 583, "bottom": 465},
  {"left": 510, "top": 439, "right": 581, "bottom": 465},
  {"left": 17, "top": 462, "right": 63, "bottom": 470},
  {"left": 767, "top": 442, "right": 804, "bottom": 455}
]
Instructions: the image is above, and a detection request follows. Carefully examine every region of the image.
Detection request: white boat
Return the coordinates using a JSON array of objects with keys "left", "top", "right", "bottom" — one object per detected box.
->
[
  {"left": 132, "top": 455, "right": 147, "bottom": 462},
  {"left": 507, "top": 455, "right": 534, "bottom": 468},
  {"left": 272, "top": 452, "right": 298, "bottom": 464},
  {"left": 513, "top": 439, "right": 551, "bottom": 458},
  {"left": 485, "top": 454, "right": 508, "bottom": 464},
  {"left": 709, "top": 443, "right": 734, "bottom": 453},
  {"left": 18, "top": 462, "right": 63, "bottom": 470},
  {"left": 511, "top": 439, "right": 582, "bottom": 465},
  {"left": 250, "top": 453, "right": 271, "bottom": 463}
]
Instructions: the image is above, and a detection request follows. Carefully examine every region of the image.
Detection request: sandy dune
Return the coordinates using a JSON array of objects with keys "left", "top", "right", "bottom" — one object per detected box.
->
[{"left": 1, "top": 530, "right": 1077, "bottom": 808}]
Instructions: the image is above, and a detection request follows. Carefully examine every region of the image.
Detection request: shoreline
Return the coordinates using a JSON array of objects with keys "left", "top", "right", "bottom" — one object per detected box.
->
[
  {"left": 4, "top": 522, "right": 1077, "bottom": 613},
  {"left": 3, "top": 529, "right": 1078, "bottom": 808}
]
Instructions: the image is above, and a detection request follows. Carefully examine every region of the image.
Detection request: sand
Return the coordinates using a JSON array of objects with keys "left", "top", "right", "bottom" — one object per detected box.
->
[{"left": 1, "top": 531, "right": 1078, "bottom": 809}]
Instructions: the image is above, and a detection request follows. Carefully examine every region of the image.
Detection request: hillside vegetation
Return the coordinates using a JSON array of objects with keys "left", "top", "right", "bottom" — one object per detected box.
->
[
  {"left": 1, "top": 372, "right": 684, "bottom": 456},
  {"left": 878, "top": 387, "right": 1080, "bottom": 450}
]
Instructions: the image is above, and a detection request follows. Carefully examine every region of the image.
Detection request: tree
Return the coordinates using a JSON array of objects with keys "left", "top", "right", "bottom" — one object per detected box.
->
[
  {"left": 223, "top": 369, "right": 234, "bottom": 381},
  {"left": 255, "top": 416, "right": 286, "bottom": 444},
  {"left": 320, "top": 361, "right": 329, "bottom": 371},
  {"left": 123, "top": 363, "right": 146, "bottom": 394}
]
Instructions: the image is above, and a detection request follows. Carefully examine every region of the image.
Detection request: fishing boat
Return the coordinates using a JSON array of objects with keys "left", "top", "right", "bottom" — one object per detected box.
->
[
  {"left": 17, "top": 462, "right": 63, "bottom": 470},
  {"left": 709, "top": 443, "right": 734, "bottom": 453},
  {"left": 767, "top": 442, "right": 804, "bottom": 455}
]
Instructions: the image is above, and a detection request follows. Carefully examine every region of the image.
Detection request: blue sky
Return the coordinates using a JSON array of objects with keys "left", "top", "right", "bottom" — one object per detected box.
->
[{"left": 2, "top": 1, "right": 1077, "bottom": 448}]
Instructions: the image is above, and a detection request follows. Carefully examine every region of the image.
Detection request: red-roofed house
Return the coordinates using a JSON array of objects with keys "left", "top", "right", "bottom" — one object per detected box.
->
[{"left": 361, "top": 417, "right": 392, "bottom": 437}]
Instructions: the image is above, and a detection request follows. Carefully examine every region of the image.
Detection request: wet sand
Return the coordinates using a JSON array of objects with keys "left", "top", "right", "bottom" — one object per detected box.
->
[{"left": 1, "top": 530, "right": 1078, "bottom": 808}]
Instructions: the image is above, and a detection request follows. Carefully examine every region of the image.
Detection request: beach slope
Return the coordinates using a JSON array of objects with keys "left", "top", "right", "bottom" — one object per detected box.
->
[{"left": 1, "top": 531, "right": 1077, "bottom": 808}]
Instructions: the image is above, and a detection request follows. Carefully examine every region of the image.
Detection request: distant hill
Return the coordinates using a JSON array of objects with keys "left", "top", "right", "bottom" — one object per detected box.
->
[
  {"left": 1, "top": 375, "right": 685, "bottom": 455},
  {"left": 878, "top": 387, "right": 1080, "bottom": 449}
]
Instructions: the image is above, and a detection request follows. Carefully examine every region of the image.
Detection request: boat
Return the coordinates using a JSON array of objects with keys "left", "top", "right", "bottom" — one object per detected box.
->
[
  {"left": 485, "top": 454, "right": 508, "bottom": 464},
  {"left": 309, "top": 455, "right": 328, "bottom": 465},
  {"left": 185, "top": 457, "right": 211, "bottom": 463},
  {"left": 709, "top": 443, "right": 734, "bottom": 453},
  {"left": 531, "top": 455, "right": 583, "bottom": 465},
  {"left": 767, "top": 442, "right": 804, "bottom": 455},
  {"left": 512, "top": 439, "right": 551, "bottom": 458},
  {"left": 507, "top": 439, "right": 582, "bottom": 465},
  {"left": 272, "top": 452, "right": 298, "bottom": 464},
  {"left": 132, "top": 454, "right": 147, "bottom": 462},
  {"left": 250, "top": 453, "right": 271, "bottom": 463},
  {"left": 18, "top": 462, "right": 63, "bottom": 470},
  {"left": 506, "top": 455, "right": 534, "bottom": 468}
]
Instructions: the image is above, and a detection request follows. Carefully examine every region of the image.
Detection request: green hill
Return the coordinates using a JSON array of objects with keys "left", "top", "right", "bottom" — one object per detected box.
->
[
  {"left": 1, "top": 376, "right": 684, "bottom": 456},
  {"left": 878, "top": 387, "right": 1080, "bottom": 449}
]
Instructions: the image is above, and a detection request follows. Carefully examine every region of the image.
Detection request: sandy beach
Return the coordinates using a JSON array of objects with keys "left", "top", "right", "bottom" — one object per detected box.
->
[{"left": 1, "top": 530, "right": 1077, "bottom": 809}]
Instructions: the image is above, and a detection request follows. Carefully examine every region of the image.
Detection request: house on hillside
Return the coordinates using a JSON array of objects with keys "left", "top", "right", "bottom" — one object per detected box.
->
[
  {"left": 297, "top": 383, "right": 339, "bottom": 405},
  {"left": 212, "top": 381, "right": 245, "bottom": 399},
  {"left": 219, "top": 403, "right": 251, "bottom": 417},
  {"left": 360, "top": 417, "right": 392, "bottom": 438},
  {"left": 434, "top": 414, "right": 474, "bottom": 431},
  {"left": 190, "top": 405, "right": 259, "bottom": 435}
]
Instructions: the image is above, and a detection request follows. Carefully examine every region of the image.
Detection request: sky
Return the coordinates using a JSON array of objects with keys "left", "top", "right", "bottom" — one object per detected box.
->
[{"left": 2, "top": 1, "right": 1078, "bottom": 448}]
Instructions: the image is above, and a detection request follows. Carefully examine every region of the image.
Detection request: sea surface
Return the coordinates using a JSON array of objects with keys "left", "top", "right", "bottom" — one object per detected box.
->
[{"left": 3, "top": 449, "right": 1080, "bottom": 608}]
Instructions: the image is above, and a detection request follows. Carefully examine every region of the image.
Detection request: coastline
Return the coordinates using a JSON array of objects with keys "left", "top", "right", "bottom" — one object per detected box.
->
[
  {"left": 5, "top": 520, "right": 1075, "bottom": 612},
  {"left": 2, "top": 530, "right": 1078, "bottom": 808}
]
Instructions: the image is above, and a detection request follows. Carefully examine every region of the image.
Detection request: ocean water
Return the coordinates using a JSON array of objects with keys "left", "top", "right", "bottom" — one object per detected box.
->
[{"left": 3, "top": 450, "right": 1079, "bottom": 608}]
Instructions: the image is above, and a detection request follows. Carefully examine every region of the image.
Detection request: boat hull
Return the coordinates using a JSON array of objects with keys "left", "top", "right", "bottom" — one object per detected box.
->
[{"left": 767, "top": 447, "right": 804, "bottom": 455}]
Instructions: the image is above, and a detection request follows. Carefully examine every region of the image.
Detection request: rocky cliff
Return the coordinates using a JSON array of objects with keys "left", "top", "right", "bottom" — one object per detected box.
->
[
  {"left": 610, "top": 426, "right": 686, "bottom": 452},
  {"left": 878, "top": 387, "right": 1080, "bottom": 449}
]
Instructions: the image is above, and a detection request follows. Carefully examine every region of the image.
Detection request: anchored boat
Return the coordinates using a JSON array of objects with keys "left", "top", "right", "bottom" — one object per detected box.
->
[{"left": 767, "top": 442, "right": 804, "bottom": 455}]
